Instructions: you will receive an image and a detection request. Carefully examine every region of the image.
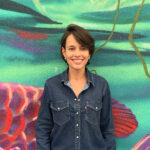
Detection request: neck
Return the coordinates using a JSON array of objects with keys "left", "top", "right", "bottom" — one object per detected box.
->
[{"left": 68, "top": 67, "right": 86, "bottom": 81}]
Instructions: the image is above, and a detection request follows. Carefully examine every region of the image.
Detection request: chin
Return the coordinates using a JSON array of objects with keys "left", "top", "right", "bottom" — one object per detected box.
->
[{"left": 70, "top": 65, "right": 86, "bottom": 71}]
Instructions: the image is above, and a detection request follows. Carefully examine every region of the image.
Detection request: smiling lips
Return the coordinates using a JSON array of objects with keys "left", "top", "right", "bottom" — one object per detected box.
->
[{"left": 72, "top": 59, "right": 84, "bottom": 64}]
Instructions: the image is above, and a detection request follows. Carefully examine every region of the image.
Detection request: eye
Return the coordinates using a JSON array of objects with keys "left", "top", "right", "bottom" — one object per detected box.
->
[
  {"left": 80, "top": 47, "right": 87, "bottom": 50},
  {"left": 68, "top": 47, "right": 75, "bottom": 51}
]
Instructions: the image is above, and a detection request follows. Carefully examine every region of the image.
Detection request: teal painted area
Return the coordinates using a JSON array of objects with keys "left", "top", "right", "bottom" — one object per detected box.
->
[
  {"left": 0, "top": 0, "right": 150, "bottom": 149},
  {"left": 78, "top": 4, "right": 150, "bottom": 24}
]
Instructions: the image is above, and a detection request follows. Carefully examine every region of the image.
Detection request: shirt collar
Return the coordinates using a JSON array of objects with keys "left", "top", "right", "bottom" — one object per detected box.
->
[
  {"left": 60, "top": 68, "right": 69, "bottom": 85},
  {"left": 60, "top": 68, "right": 95, "bottom": 87},
  {"left": 86, "top": 68, "right": 95, "bottom": 87}
]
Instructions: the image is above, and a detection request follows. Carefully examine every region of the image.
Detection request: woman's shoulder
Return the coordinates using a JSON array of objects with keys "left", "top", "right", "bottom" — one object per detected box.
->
[
  {"left": 89, "top": 70, "right": 107, "bottom": 82},
  {"left": 45, "top": 71, "right": 65, "bottom": 86},
  {"left": 89, "top": 71, "right": 110, "bottom": 94},
  {"left": 87, "top": 71, "right": 109, "bottom": 89}
]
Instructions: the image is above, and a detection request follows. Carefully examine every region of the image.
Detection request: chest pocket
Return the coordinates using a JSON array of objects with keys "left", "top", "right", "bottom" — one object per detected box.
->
[
  {"left": 85, "top": 100, "right": 102, "bottom": 125},
  {"left": 50, "top": 100, "right": 70, "bottom": 126}
]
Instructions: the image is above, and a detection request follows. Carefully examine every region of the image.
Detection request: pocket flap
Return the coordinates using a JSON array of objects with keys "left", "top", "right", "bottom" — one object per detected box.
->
[
  {"left": 86, "top": 101, "right": 102, "bottom": 111},
  {"left": 50, "top": 100, "right": 69, "bottom": 111}
]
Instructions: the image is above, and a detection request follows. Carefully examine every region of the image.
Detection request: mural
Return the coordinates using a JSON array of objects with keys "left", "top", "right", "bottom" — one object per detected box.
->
[{"left": 0, "top": 0, "right": 150, "bottom": 149}]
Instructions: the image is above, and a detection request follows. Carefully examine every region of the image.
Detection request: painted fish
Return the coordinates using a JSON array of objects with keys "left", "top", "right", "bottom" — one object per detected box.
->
[{"left": 0, "top": 82, "right": 138, "bottom": 149}]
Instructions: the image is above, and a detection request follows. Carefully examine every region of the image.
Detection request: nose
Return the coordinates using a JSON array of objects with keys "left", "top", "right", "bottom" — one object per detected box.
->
[{"left": 74, "top": 48, "right": 81, "bottom": 57}]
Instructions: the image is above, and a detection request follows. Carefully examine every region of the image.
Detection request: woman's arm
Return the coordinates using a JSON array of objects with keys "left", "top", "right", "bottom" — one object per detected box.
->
[
  {"left": 100, "top": 82, "right": 116, "bottom": 150},
  {"left": 36, "top": 83, "right": 53, "bottom": 150}
]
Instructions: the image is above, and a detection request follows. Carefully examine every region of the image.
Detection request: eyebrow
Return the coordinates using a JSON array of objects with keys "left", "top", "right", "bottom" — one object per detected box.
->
[{"left": 67, "top": 45, "right": 75, "bottom": 48}]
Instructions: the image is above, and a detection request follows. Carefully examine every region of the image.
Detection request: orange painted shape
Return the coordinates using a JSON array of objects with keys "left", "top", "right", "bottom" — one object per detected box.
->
[{"left": 8, "top": 28, "right": 48, "bottom": 40}]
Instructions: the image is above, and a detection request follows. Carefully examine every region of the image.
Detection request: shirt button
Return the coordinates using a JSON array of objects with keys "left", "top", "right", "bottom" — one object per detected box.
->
[
  {"left": 96, "top": 107, "right": 98, "bottom": 110},
  {"left": 76, "top": 136, "right": 79, "bottom": 139},
  {"left": 76, "top": 112, "right": 79, "bottom": 115},
  {"left": 78, "top": 99, "right": 80, "bottom": 102},
  {"left": 74, "top": 98, "right": 77, "bottom": 101},
  {"left": 76, "top": 124, "right": 79, "bottom": 127},
  {"left": 57, "top": 107, "right": 60, "bottom": 110}
]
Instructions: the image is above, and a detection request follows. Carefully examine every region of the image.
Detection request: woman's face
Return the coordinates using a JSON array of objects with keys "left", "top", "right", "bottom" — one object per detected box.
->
[{"left": 62, "top": 34, "right": 90, "bottom": 71}]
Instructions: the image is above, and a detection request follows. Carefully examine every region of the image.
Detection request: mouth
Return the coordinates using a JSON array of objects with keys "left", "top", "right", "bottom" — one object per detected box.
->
[{"left": 72, "top": 59, "right": 83, "bottom": 64}]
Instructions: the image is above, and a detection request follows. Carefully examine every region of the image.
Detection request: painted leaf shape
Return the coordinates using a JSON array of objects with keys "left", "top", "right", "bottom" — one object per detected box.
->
[{"left": 112, "top": 98, "right": 138, "bottom": 137}]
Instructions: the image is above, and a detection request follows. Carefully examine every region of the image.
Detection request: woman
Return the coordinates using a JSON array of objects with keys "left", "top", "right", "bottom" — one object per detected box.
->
[{"left": 36, "top": 24, "right": 116, "bottom": 150}]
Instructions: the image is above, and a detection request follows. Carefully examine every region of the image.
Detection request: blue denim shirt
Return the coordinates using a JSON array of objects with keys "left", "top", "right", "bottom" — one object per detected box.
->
[{"left": 36, "top": 68, "right": 116, "bottom": 150}]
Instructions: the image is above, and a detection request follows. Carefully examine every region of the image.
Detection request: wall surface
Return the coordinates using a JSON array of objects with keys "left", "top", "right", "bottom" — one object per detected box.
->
[{"left": 0, "top": 0, "right": 150, "bottom": 149}]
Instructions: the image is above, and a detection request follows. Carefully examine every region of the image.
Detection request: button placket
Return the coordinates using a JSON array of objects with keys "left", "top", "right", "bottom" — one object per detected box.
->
[{"left": 75, "top": 98, "right": 81, "bottom": 150}]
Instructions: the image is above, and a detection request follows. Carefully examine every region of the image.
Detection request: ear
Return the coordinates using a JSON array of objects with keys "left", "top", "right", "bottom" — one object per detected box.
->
[{"left": 62, "top": 47, "right": 66, "bottom": 58}]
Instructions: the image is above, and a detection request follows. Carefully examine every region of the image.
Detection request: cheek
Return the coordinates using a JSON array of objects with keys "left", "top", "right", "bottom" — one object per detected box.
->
[
  {"left": 85, "top": 53, "right": 90, "bottom": 59},
  {"left": 84, "top": 51, "right": 90, "bottom": 57},
  {"left": 66, "top": 53, "right": 73, "bottom": 59},
  {"left": 85, "top": 58, "right": 89, "bottom": 63}
]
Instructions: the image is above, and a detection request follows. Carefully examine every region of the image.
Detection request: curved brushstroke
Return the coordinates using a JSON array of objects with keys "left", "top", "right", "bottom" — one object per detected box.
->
[
  {"left": 32, "top": 0, "right": 47, "bottom": 18},
  {"left": 0, "top": 0, "right": 61, "bottom": 24},
  {"left": 133, "top": 134, "right": 150, "bottom": 150},
  {"left": 32, "top": 0, "right": 55, "bottom": 22},
  {"left": 95, "top": 0, "right": 120, "bottom": 52},
  {"left": 0, "top": 82, "right": 138, "bottom": 149},
  {"left": 128, "top": 0, "right": 150, "bottom": 78}
]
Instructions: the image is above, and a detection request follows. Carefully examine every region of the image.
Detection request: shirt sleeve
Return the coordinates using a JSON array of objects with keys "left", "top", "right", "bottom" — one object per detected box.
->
[
  {"left": 36, "top": 82, "right": 53, "bottom": 150},
  {"left": 100, "top": 81, "right": 116, "bottom": 150}
]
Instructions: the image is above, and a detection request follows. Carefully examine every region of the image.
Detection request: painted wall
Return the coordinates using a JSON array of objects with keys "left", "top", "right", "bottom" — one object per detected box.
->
[{"left": 0, "top": 0, "right": 150, "bottom": 149}]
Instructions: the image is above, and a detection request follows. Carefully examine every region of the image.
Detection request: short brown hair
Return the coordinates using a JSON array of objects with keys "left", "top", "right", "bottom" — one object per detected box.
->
[{"left": 60, "top": 24, "right": 95, "bottom": 64}]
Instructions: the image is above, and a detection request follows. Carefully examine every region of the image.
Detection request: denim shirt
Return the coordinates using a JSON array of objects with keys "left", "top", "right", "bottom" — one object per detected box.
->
[{"left": 36, "top": 68, "right": 116, "bottom": 150}]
